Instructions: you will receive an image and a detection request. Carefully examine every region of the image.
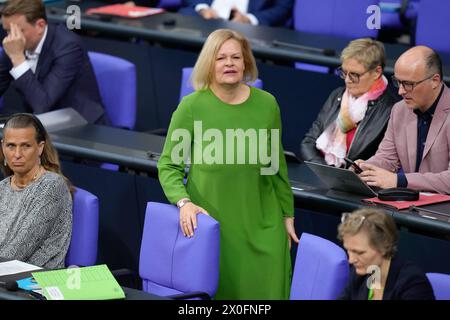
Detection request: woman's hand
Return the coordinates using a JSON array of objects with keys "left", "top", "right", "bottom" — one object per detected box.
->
[
  {"left": 180, "top": 202, "right": 210, "bottom": 237},
  {"left": 284, "top": 217, "right": 299, "bottom": 249}
]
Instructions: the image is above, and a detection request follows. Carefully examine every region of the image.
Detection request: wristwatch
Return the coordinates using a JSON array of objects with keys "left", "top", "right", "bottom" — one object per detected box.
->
[{"left": 177, "top": 198, "right": 191, "bottom": 209}]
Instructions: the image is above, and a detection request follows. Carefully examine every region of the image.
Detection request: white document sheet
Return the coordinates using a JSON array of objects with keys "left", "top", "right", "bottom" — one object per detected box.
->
[{"left": 0, "top": 260, "right": 42, "bottom": 276}]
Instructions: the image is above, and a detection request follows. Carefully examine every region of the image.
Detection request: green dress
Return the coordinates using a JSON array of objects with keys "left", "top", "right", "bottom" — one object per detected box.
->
[{"left": 157, "top": 86, "right": 294, "bottom": 299}]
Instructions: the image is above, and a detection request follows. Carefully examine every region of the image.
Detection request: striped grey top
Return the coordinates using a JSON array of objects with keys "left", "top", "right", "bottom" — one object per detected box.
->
[{"left": 0, "top": 171, "right": 72, "bottom": 269}]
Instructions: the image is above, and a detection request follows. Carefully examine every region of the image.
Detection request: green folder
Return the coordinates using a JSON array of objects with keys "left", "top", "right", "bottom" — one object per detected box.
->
[{"left": 32, "top": 264, "right": 125, "bottom": 300}]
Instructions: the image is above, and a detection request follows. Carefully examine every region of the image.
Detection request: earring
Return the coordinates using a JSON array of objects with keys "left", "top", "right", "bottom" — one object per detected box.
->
[
  {"left": 3, "top": 158, "right": 7, "bottom": 167},
  {"left": 39, "top": 156, "right": 41, "bottom": 166}
]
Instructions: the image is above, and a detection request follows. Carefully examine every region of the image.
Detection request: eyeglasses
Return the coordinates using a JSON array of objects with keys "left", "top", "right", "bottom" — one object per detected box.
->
[
  {"left": 391, "top": 74, "right": 434, "bottom": 92},
  {"left": 336, "top": 66, "right": 373, "bottom": 84},
  {"left": 341, "top": 212, "right": 366, "bottom": 229}
]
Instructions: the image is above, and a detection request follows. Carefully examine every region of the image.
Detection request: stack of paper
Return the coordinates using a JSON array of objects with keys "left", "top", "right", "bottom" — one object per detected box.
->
[{"left": 0, "top": 260, "right": 42, "bottom": 277}]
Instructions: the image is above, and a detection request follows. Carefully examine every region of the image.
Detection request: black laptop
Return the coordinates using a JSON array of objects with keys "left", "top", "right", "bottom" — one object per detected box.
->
[{"left": 304, "top": 161, "right": 379, "bottom": 198}]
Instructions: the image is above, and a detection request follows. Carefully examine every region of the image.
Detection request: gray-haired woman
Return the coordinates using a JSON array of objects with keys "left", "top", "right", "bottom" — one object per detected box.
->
[{"left": 301, "top": 38, "right": 399, "bottom": 167}]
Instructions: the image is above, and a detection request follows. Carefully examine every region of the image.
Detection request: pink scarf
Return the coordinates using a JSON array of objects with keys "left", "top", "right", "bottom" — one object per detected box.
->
[{"left": 316, "top": 76, "right": 388, "bottom": 167}]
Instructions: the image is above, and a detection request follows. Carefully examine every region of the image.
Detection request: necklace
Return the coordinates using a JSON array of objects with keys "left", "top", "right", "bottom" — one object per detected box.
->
[{"left": 12, "top": 166, "right": 42, "bottom": 190}]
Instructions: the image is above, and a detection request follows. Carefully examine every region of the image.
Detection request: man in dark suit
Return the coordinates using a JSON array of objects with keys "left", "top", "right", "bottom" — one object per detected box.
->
[
  {"left": 0, "top": 0, "right": 109, "bottom": 124},
  {"left": 179, "top": 0, "right": 294, "bottom": 27}
]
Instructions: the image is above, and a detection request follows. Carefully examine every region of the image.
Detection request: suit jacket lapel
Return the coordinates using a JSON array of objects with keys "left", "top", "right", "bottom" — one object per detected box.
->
[
  {"left": 422, "top": 86, "right": 450, "bottom": 162},
  {"left": 35, "top": 24, "right": 56, "bottom": 77},
  {"left": 382, "top": 256, "right": 401, "bottom": 300},
  {"left": 405, "top": 107, "right": 417, "bottom": 172}
]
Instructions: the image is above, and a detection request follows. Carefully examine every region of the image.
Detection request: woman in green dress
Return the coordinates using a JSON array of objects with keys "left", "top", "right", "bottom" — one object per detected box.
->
[{"left": 157, "top": 29, "right": 298, "bottom": 299}]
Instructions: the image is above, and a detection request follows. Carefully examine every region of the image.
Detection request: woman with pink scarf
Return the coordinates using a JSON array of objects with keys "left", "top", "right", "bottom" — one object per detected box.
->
[{"left": 301, "top": 38, "right": 400, "bottom": 167}]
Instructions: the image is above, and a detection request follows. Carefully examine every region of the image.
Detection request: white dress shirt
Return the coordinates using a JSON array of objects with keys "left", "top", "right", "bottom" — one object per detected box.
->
[
  {"left": 9, "top": 26, "right": 48, "bottom": 79},
  {"left": 195, "top": 0, "right": 259, "bottom": 25}
]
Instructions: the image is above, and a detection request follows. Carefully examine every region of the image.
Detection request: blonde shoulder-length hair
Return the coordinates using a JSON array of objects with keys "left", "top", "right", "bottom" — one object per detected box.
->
[{"left": 191, "top": 29, "right": 258, "bottom": 91}]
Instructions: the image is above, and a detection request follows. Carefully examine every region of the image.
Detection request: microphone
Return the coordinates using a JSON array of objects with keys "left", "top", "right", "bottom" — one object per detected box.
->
[{"left": 0, "top": 280, "right": 19, "bottom": 291}]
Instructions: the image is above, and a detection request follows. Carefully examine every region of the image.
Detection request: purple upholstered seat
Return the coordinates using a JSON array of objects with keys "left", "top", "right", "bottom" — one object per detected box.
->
[
  {"left": 290, "top": 233, "right": 349, "bottom": 300},
  {"left": 293, "top": 0, "right": 379, "bottom": 39},
  {"left": 293, "top": 0, "right": 379, "bottom": 73},
  {"left": 139, "top": 202, "right": 220, "bottom": 299},
  {"left": 88, "top": 52, "right": 137, "bottom": 130},
  {"left": 415, "top": 0, "right": 450, "bottom": 54},
  {"left": 379, "top": 0, "right": 419, "bottom": 30},
  {"left": 158, "top": 0, "right": 181, "bottom": 10},
  {"left": 65, "top": 187, "right": 99, "bottom": 267},
  {"left": 426, "top": 273, "right": 450, "bottom": 300}
]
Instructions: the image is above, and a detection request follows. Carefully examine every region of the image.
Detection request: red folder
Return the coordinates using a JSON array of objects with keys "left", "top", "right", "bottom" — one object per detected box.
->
[
  {"left": 86, "top": 4, "right": 165, "bottom": 19},
  {"left": 362, "top": 192, "right": 450, "bottom": 210}
]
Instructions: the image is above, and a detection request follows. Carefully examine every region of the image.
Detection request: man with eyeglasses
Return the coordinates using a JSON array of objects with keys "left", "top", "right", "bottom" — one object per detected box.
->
[{"left": 357, "top": 46, "right": 449, "bottom": 194}]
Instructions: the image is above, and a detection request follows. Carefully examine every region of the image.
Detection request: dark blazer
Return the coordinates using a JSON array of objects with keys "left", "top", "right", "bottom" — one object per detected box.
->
[
  {"left": 179, "top": 0, "right": 294, "bottom": 26},
  {"left": 338, "top": 255, "right": 435, "bottom": 300},
  {"left": 300, "top": 86, "right": 400, "bottom": 164},
  {"left": 0, "top": 23, "right": 109, "bottom": 124}
]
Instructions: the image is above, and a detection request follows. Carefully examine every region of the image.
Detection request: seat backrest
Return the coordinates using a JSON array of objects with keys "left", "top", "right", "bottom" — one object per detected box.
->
[
  {"left": 426, "top": 272, "right": 450, "bottom": 300},
  {"left": 65, "top": 187, "right": 99, "bottom": 267},
  {"left": 88, "top": 52, "right": 137, "bottom": 129},
  {"left": 179, "top": 67, "right": 263, "bottom": 102},
  {"left": 294, "top": 0, "right": 379, "bottom": 39},
  {"left": 415, "top": 0, "right": 450, "bottom": 54},
  {"left": 139, "top": 202, "right": 220, "bottom": 298},
  {"left": 290, "top": 233, "right": 349, "bottom": 300},
  {"left": 158, "top": 0, "right": 181, "bottom": 9},
  {"left": 379, "top": 0, "right": 420, "bottom": 29}
]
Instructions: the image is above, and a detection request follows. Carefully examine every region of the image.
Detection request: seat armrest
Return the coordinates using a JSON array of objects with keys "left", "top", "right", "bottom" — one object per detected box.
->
[
  {"left": 167, "top": 291, "right": 211, "bottom": 300},
  {"left": 111, "top": 268, "right": 141, "bottom": 290}
]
